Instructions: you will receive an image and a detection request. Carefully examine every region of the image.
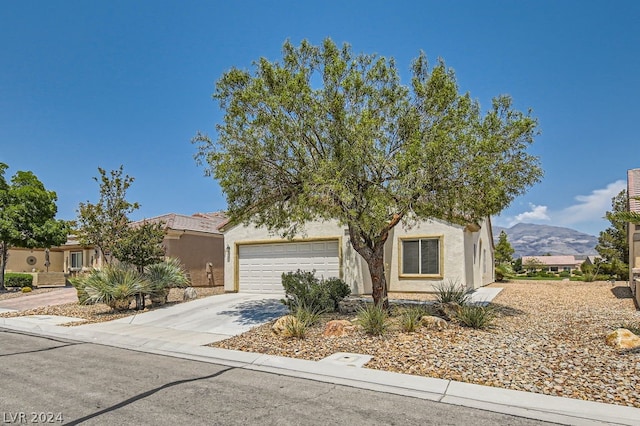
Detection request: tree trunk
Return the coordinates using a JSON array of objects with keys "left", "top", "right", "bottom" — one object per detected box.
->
[
  {"left": 364, "top": 244, "right": 389, "bottom": 310},
  {"left": 0, "top": 241, "right": 7, "bottom": 291}
]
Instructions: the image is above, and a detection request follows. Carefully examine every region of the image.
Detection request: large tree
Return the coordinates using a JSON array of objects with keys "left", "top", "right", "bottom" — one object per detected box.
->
[
  {"left": 76, "top": 166, "right": 140, "bottom": 264},
  {"left": 0, "top": 163, "right": 69, "bottom": 290},
  {"left": 194, "top": 39, "right": 543, "bottom": 308}
]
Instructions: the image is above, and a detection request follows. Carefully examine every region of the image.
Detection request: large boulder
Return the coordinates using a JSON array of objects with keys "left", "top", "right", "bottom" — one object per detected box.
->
[
  {"left": 420, "top": 315, "right": 448, "bottom": 330},
  {"left": 272, "top": 315, "right": 299, "bottom": 337},
  {"left": 323, "top": 319, "right": 356, "bottom": 337},
  {"left": 605, "top": 328, "right": 640, "bottom": 350}
]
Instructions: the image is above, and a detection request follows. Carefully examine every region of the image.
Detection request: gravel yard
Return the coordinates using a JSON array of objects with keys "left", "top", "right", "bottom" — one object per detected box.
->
[{"left": 213, "top": 280, "right": 640, "bottom": 408}]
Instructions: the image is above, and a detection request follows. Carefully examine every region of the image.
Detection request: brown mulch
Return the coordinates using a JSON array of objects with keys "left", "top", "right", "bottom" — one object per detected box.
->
[{"left": 212, "top": 281, "right": 640, "bottom": 408}]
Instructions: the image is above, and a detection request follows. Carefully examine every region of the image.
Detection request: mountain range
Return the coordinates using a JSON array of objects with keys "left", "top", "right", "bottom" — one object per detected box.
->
[{"left": 492, "top": 223, "right": 598, "bottom": 259}]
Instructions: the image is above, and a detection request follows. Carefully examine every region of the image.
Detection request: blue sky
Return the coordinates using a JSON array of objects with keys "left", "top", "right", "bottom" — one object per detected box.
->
[{"left": 1, "top": 0, "right": 638, "bottom": 236}]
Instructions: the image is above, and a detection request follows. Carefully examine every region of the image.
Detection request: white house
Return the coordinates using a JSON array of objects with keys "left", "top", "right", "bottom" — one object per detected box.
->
[{"left": 220, "top": 217, "right": 495, "bottom": 295}]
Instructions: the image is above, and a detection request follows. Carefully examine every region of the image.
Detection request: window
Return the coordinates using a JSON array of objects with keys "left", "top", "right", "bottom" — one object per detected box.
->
[
  {"left": 70, "top": 251, "right": 83, "bottom": 270},
  {"left": 401, "top": 237, "right": 440, "bottom": 276}
]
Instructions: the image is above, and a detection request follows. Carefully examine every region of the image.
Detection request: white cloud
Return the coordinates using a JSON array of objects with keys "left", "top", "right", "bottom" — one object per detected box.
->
[
  {"left": 511, "top": 204, "right": 550, "bottom": 225},
  {"left": 555, "top": 180, "right": 627, "bottom": 227}
]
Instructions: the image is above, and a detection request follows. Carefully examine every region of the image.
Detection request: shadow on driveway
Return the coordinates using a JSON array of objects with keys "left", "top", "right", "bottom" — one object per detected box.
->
[
  {"left": 217, "top": 298, "right": 288, "bottom": 326},
  {"left": 611, "top": 285, "right": 633, "bottom": 299}
]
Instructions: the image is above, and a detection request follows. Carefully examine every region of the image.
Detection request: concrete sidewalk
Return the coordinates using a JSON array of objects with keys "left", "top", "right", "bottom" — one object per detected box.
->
[{"left": 1, "top": 289, "right": 640, "bottom": 425}]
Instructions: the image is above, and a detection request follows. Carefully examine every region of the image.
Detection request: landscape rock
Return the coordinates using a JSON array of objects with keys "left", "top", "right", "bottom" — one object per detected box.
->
[
  {"left": 338, "top": 297, "right": 367, "bottom": 314},
  {"left": 322, "top": 319, "right": 356, "bottom": 337},
  {"left": 271, "top": 315, "right": 298, "bottom": 337},
  {"left": 420, "top": 315, "right": 448, "bottom": 330},
  {"left": 605, "top": 328, "right": 640, "bottom": 350},
  {"left": 183, "top": 287, "right": 197, "bottom": 301}
]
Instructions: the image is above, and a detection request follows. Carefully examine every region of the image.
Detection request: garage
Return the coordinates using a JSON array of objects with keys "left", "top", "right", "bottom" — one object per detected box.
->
[{"left": 237, "top": 240, "right": 340, "bottom": 293}]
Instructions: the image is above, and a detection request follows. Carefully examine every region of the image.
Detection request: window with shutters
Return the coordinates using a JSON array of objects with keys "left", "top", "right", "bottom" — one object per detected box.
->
[{"left": 400, "top": 236, "right": 442, "bottom": 277}]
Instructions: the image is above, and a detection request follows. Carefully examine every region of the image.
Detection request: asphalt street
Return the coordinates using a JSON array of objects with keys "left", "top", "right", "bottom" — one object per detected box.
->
[{"left": 0, "top": 329, "right": 553, "bottom": 426}]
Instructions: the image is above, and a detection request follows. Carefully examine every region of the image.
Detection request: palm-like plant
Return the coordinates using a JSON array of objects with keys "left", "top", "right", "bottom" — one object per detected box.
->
[
  {"left": 83, "top": 265, "right": 147, "bottom": 311},
  {"left": 144, "top": 257, "right": 190, "bottom": 305}
]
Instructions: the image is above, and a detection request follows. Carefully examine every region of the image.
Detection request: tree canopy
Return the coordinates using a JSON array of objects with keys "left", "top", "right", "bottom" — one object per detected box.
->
[
  {"left": 76, "top": 166, "right": 140, "bottom": 263},
  {"left": 494, "top": 230, "right": 515, "bottom": 264},
  {"left": 596, "top": 190, "right": 628, "bottom": 265},
  {"left": 194, "top": 38, "right": 543, "bottom": 307},
  {"left": 0, "top": 163, "right": 69, "bottom": 290}
]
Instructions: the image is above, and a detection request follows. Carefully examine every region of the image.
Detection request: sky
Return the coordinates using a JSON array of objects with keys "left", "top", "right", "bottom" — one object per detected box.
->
[{"left": 1, "top": 0, "right": 638, "bottom": 237}]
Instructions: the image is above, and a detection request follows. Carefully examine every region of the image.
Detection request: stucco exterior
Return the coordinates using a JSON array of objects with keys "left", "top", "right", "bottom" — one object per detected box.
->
[
  {"left": 163, "top": 230, "right": 224, "bottom": 287},
  {"left": 628, "top": 168, "right": 640, "bottom": 306},
  {"left": 222, "top": 217, "right": 494, "bottom": 295}
]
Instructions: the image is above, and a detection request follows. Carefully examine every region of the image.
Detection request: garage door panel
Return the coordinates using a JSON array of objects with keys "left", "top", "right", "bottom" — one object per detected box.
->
[{"left": 238, "top": 241, "right": 340, "bottom": 293}]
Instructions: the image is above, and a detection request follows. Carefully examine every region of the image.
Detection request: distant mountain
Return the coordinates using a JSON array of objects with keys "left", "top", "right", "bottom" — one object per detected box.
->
[{"left": 492, "top": 223, "right": 598, "bottom": 259}]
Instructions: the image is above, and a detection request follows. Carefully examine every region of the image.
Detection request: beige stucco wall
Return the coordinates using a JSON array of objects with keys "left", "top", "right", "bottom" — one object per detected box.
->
[
  {"left": 5, "top": 248, "right": 64, "bottom": 273},
  {"left": 223, "top": 220, "right": 371, "bottom": 295},
  {"left": 163, "top": 232, "right": 224, "bottom": 287},
  {"left": 629, "top": 223, "right": 640, "bottom": 306},
  {"left": 224, "top": 218, "right": 495, "bottom": 295}
]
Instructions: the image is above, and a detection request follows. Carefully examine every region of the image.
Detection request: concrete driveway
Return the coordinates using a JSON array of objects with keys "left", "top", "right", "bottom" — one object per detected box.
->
[
  {"left": 76, "top": 292, "right": 288, "bottom": 345},
  {"left": 0, "top": 287, "right": 78, "bottom": 312}
]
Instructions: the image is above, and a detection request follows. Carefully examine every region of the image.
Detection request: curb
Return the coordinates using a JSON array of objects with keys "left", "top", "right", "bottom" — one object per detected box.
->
[{"left": 1, "top": 318, "right": 639, "bottom": 426}]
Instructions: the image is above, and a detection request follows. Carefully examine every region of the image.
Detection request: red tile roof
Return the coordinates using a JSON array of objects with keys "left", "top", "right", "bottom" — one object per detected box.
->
[
  {"left": 133, "top": 212, "right": 227, "bottom": 235},
  {"left": 521, "top": 255, "right": 579, "bottom": 266}
]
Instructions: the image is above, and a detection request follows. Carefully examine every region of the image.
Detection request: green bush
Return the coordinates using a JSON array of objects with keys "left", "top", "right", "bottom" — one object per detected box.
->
[
  {"left": 281, "top": 270, "right": 350, "bottom": 313},
  {"left": 356, "top": 303, "right": 389, "bottom": 336},
  {"left": 454, "top": 304, "right": 496, "bottom": 329},
  {"left": 4, "top": 273, "right": 34, "bottom": 288},
  {"left": 69, "top": 276, "right": 91, "bottom": 304},
  {"left": 559, "top": 271, "right": 571, "bottom": 278},
  {"left": 399, "top": 306, "right": 429, "bottom": 333},
  {"left": 21, "top": 286, "right": 32, "bottom": 293}
]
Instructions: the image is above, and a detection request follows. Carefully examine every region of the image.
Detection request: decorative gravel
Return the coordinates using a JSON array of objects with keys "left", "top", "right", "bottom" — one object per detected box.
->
[{"left": 212, "top": 281, "right": 640, "bottom": 408}]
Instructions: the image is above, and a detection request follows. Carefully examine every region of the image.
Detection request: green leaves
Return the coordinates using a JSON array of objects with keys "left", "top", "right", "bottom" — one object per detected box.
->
[{"left": 194, "top": 38, "right": 543, "bottom": 305}]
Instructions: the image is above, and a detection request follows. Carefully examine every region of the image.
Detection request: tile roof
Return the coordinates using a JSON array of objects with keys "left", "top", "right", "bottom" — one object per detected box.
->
[
  {"left": 521, "top": 255, "right": 579, "bottom": 265},
  {"left": 133, "top": 212, "right": 227, "bottom": 235},
  {"left": 628, "top": 168, "right": 640, "bottom": 213}
]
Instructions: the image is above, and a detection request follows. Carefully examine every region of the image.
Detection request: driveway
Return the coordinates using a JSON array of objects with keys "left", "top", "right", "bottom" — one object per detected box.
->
[
  {"left": 0, "top": 287, "right": 78, "bottom": 312},
  {"left": 75, "top": 292, "right": 288, "bottom": 345}
]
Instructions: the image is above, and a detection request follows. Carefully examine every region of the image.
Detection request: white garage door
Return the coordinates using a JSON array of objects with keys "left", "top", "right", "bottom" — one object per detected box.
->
[{"left": 238, "top": 240, "right": 340, "bottom": 293}]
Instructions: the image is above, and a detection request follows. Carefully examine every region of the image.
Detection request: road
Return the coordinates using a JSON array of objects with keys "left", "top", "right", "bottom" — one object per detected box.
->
[{"left": 0, "top": 329, "right": 553, "bottom": 425}]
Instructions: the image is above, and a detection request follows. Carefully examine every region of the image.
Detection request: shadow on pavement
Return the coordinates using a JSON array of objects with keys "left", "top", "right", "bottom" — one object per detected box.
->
[
  {"left": 217, "top": 298, "right": 288, "bottom": 326},
  {"left": 611, "top": 285, "right": 633, "bottom": 299}
]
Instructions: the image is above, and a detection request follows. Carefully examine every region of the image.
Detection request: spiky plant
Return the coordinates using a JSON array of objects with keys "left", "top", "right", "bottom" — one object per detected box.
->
[
  {"left": 83, "top": 265, "right": 146, "bottom": 311},
  {"left": 144, "top": 258, "right": 190, "bottom": 304}
]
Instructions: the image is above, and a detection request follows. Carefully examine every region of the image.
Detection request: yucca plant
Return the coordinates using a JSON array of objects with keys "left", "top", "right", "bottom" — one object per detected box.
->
[
  {"left": 454, "top": 304, "right": 496, "bottom": 329},
  {"left": 356, "top": 303, "right": 389, "bottom": 336},
  {"left": 83, "top": 265, "right": 147, "bottom": 311},
  {"left": 434, "top": 279, "right": 470, "bottom": 305},
  {"left": 144, "top": 258, "right": 190, "bottom": 305},
  {"left": 399, "top": 305, "right": 431, "bottom": 333}
]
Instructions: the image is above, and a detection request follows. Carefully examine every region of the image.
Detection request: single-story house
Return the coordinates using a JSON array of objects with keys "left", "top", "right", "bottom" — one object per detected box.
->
[
  {"left": 521, "top": 255, "right": 581, "bottom": 273},
  {"left": 220, "top": 217, "right": 495, "bottom": 295},
  {"left": 4, "top": 211, "right": 227, "bottom": 288},
  {"left": 627, "top": 168, "right": 640, "bottom": 306},
  {"left": 137, "top": 212, "right": 226, "bottom": 287}
]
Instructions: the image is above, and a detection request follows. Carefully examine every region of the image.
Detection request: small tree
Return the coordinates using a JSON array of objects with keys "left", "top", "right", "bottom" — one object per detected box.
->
[
  {"left": 194, "top": 39, "right": 543, "bottom": 308},
  {"left": 523, "top": 257, "right": 544, "bottom": 272},
  {"left": 494, "top": 231, "right": 515, "bottom": 264},
  {"left": 76, "top": 166, "right": 139, "bottom": 264},
  {"left": 596, "top": 190, "right": 629, "bottom": 280},
  {"left": 0, "top": 163, "right": 69, "bottom": 290}
]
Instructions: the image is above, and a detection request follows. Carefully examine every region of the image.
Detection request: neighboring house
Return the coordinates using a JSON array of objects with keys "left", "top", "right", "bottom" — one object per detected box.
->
[
  {"left": 627, "top": 168, "right": 640, "bottom": 306},
  {"left": 220, "top": 217, "right": 495, "bottom": 295},
  {"left": 4, "top": 211, "right": 227, "bottom": 288},
  {"left": 133, "top": 212, "right": 226, "bottom": 287},
  {"left": 521, "top": 255, "right": 581, "bottom": 273}
]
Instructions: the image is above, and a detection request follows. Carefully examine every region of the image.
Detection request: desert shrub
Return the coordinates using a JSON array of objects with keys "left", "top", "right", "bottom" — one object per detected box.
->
[
  {"left": 573, "top": 270, "right": 583, "bottom": 276},
  {"left": 454, "top": 304, "right": 496, "bottom": 329},
  {"left": 292, "top": 301, "right": 324, "bottom": 327},
  {"left": 399, "top": 306, "right": 428, "bottom": 333},
  {"left": 356, "top": 303, "right": 389, "bottom": 336},
  {"left": 281, "top": 270, "right": 350, "bottom": 313},
  {"left": 4, "top": 273, "right": 34, "bottom": 288},
  {"left": 82, "top": 265, "right": 147, "bottom": 311},
  {"left": 144, "top": 257, "right": 191, "bottom": 304},
  {"left": 69, "top": 276, "right": 91, "bottom": 304},
  {"left": 434, "top": 279, "right": 470, "bottom": 305},
  {"left": 619, "top": 322, "right": 640, "bottom": 336},
  {"left": 21, "top": 286, "right": 32, "bottom": 293}
]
